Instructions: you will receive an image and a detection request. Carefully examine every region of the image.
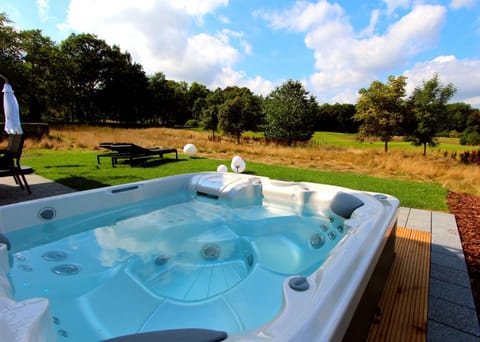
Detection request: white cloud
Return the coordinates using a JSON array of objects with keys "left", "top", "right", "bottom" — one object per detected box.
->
[
  {"left": 354, "top": 5, "right": 446, "bottom": 70},
  {"left": 177, "top": 33, "right": 240, "bottom": 82},
  {"left": 450, "top": 0, "right": 476, "bottom": 10},
  {"left": 404, "top": 55, "right": 480, "bottom": 107},
  {"left": 218, "top": 15, "right": 231, "bottom": 24},
  {"left": 359, "top": 9, "right": 380, "bottom": 37},
  {"left": 258, "top": 1, "right": 345, "bottom": 31},
  {"left": 382, "top": 0, "right": 411, "bottom": 14},
  {"left": 242, "top": 76, "right": 276, "bottom": 97},
  {"left": 168, "top": 0, "right": 229, "bottom": 16},
  {"left": 63, "top": 0, "right": 241, "bottom": 88},
  {"left": 263, "top": 3, "right": 446, "bottom": 103},
  {"left": 36, "top": 0, "right": 50, "bottom": 21},
  {"left": 240, "top": 40, "right": 253, "bottom": 55}
]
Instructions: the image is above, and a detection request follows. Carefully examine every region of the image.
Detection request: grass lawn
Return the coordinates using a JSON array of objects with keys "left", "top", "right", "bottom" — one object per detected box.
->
[{"left": 24, "top": 149, "right": 448, "bottom": 211}]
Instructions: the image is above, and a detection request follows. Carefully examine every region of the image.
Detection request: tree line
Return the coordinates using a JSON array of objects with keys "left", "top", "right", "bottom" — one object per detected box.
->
[{"left": 1, "top": 13, "right": 479, "bottom": 149}]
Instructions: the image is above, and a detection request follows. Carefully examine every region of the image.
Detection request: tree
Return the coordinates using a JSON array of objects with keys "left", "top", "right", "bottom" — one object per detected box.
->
[
  {"left": 98, "top": 47, "right": 150, "bottom": 123},
  {"left": 18, "top": 29, "right": 61, "bottom": 121},
  {"left": 263, "top": 80, "right": 317, "bottom": 145},
  {"left": 406, "top": 74, "right": 456, "bottom": 155},
  {"left": 168, "top": 80, "right": 190, "bottom": 126},
  {"left": 60, "top": 33, "right": 113, "bottom": 122},
  {"left": 354, "top": 75, "right": 407, "bottom": 152},
  {"left": 0, "top": 15, "right": 64, "bottom": 122},
  {"left": 189, "top": 82, "right": 210, "bottom": 127},
  {"left": 218, "top": 86, "right": 262, "bottom": 143},
  {"left": 317, "top": 103, "right": 358, "bottom": 133},
  {"left": 460, "top": 109, "right": 480, "bottom": 145},
  {"left": 149, "top": 72, "right": 174, "bottom": 125},
  {"left": 0, "top": 13, "right": 23, "bottom": 81},
  {"left": 200, "top": 88, "right": 223, "bottom": 137},
  {"left": 443, "top": 102, "right": 471, "bottom": 134}
]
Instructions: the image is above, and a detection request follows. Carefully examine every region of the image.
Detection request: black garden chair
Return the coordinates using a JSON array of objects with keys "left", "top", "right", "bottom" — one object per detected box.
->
[{"left": 0, "top": 134, "right": 32, "bottom": 194}]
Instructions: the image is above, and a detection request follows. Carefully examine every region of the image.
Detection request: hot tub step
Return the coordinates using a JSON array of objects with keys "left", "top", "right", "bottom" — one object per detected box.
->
[{"left": 144, "top": 261, "right": 249, "bottom": 301}]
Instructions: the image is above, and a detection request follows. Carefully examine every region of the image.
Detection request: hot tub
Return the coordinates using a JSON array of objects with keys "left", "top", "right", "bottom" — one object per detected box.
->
[{"left": 0, "top": 172, "right": 399, "bottom": 342}]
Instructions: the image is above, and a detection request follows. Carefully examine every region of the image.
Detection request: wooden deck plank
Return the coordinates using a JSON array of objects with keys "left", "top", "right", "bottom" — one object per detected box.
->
[
  {"left": 405, "top": 229, "right": 429, "bottom": 342},
  {"left": 386, "top": 228, "right": 418, "bottom": 342},
  {"left": 367, "top": 227, "right": 431, "bottom": 342},
  {"left": 395, "top": 229, "right": 430, "bottom": 342},
  {"left": 368, "top": 227, "right": 412, "bottom": 340},
  {"left": 370, "top": 227, "right": 410, "bottom": 341}
]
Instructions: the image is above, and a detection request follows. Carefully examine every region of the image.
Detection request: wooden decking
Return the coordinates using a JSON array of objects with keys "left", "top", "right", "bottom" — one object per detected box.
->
[{"left": 368, "top": 227, "right": 431, "bottom": 342}]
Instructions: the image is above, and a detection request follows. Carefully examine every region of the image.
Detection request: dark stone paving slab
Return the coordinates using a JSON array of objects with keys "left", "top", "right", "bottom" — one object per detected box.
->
[
  {"left": 428, "top": 297, "right": 480, "bottom": 337},
  {"left": 428, "top": 320, "right": 480, "bottom": 342},
  {"left": 430, "top": 262, "right": 473, "bottom": 289},
  {"left": 0, "top": 173, "right": 75, "bottom": 206}
]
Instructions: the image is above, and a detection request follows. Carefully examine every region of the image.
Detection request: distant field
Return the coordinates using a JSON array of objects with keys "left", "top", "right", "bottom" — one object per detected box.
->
[
  {"left": 311, "top": 132, "right": 473, "bottom": 153},
  {"left": 242, "top": 130, "right": 474, "bottom": 153}
]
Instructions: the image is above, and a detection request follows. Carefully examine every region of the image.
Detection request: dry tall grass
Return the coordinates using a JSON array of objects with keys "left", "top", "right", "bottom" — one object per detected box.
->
[{"left": 25, "top": 125, "right": 480, "bottom": 196}]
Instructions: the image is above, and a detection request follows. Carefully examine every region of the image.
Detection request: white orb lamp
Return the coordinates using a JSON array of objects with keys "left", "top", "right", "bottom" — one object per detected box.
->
[
  {"left": 183, "top": 143, "right": 197, "bottom": 157},
  {"left": 231, "top": 156, "right": 246, "bottom": 173},
  {"left": 217, "top": 164, "right": 228, "bottom": 173},
  {"left": 232, "top": 156, "right": 243, "bottom": 167}
]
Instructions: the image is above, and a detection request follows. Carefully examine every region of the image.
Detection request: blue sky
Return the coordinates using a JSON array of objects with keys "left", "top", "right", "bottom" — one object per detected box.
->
[{"left": 1, "top": 0, "right": 479, "bottom": 106}]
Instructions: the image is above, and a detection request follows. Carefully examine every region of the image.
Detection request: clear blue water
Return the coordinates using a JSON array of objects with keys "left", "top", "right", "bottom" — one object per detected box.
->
[{"left": 7, "top": 195, "right": 347, "bottom": 341}]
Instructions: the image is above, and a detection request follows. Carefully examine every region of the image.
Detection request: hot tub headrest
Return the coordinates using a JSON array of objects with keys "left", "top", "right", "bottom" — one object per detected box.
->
[
  {"left": 0, "top": 233, "right": 11, "bottom": 250},
  {"left": 190, "top": 174, "right": 262, "bottom": 206},
  {"left": 330, "top": 192, "right": 364, "bottom": 219},
  {"left": 101, "top": 328, "right": 228, "bottom": 342}
]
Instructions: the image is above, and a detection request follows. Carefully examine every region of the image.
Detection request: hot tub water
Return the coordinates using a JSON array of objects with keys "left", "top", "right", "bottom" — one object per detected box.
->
[{"left": 7, "top": 194, "right": 347, "bottom": 341}]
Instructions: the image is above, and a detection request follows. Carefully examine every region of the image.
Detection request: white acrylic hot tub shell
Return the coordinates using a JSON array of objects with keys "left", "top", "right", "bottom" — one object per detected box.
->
[{"left": 0, "top": 172, "right": 399, "bottom": 342}]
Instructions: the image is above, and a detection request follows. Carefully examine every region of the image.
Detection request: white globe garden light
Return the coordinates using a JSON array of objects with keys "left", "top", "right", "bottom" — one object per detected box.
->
[
  {"left": 217, "top": 164, "right": 228, "bottom": 173},
  {"left": 232, "top": 155, "right": 243, "bottom": 168},
  {"left": 232, "top": 156, "right": 243, "bottom": 165},
  {"left": 231, "top": 158, "right": 246, "bottom": 173},
  {"left": 183, "top": 143, "right": 197, "bottom": 157}
]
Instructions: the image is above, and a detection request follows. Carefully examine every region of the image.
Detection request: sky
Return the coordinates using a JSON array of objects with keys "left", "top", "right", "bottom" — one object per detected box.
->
[{"left": 1, "top": 0, "right": 480, "bottom": 107}]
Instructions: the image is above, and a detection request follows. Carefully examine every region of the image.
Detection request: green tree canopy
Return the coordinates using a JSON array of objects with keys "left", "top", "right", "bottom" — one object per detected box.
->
[
  {"left": 0, "top": 15, "right": 65, "bottom": 122},
  {"left": 199, "top": 88, "right": 224, "bottom": 137},
  {"left": 444, "top": 102, "right": 473, "bottom": 133},
  {"left": 149, "top": 72, "right": 174, "bottom": 125},
  {"left": 406, "top": 74, "right": 456, "bottom": 155},
  {"left": 263, "top": 80, "right": 317, "bottom": 145},
  {"left": 98, "top": 47, "right": 150, "bottom": 123},
  {"left": 60, "top": 33, "right": 114, "bottom": 122},
  {"left": 15, "top": 29, "right": 61, "bottom": 121},
  {"left": 460, "top": 109, "right": 480, "bottom": 145},
  {"left": 218, "top": 86, "right": 262, "bottom": 143},
  {"left": 354, "top": 75, "right": 407, "bottom": 152},
  {"left": 316, "top": 103, "right": 358, "bottom": 133},
  {"left": 0, "top": 14, "right": 23, "bottom": 79}
]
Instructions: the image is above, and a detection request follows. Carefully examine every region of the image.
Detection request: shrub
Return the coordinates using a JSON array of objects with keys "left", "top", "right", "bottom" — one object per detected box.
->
[
  {"left": 184, "top": 119, "right": 199, "bottom": 128},
  {"left": 460, "top": 132, "right": 480, "bottom": 145},
  {"left": 458, "top": 150, "right": 480, "bottom": 165}
]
